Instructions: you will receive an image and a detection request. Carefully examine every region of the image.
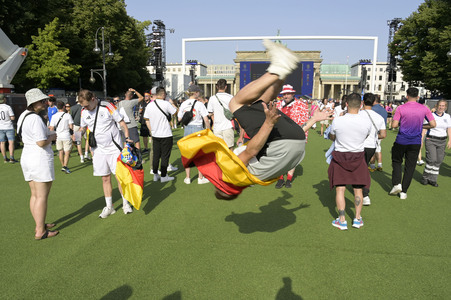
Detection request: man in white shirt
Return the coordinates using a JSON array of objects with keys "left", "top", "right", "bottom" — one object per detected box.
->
[
  {"left": 78, "top": 89, "right": 133, "bottom": 218},
  {"left": 328, "top": 93, "right": 372, "bottom": 230},
  {"left": 144, "top": 87, "right": 177, "bottom": 182},
  {"left": 0, "top": 94, "right": 17, "bottom": 163},
  {"left": 49, "top": 100, "right": 74, "bottom": 173},
  {"left": 360, "top": 93, "right": 386, "bottom": 205},
  {"left": 208, "top": 79, "right": 234, "bottom": 149}
]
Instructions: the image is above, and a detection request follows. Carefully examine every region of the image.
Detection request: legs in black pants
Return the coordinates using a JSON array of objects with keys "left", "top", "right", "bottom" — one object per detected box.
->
[
  {"left": 391, "top": 142, "right": 421, "bottom": 193},
  {"left": 363, "top": 147, "right": 376, "bottom": 197},
  {"left": 152, "top": 136, "right": 173, "bottom": 177}
]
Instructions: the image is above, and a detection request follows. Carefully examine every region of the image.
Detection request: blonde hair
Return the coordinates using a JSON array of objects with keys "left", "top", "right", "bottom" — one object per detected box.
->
[{"left": 435, "top": 99, "right": 448, "bottom": 110}]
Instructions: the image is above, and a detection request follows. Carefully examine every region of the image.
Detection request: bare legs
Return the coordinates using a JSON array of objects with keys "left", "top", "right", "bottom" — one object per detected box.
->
[
  {"left": 335, "top": 186, "right": 363, "bottom": 223},
  {"left": 29, "top": 181, "right": 58, "bottom": 239}
]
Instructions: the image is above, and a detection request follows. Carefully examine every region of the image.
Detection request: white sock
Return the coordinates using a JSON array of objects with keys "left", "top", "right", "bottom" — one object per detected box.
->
[
  {"left": 84, "top": 151, "right": 88, "bottom": 156},
  {"left": 122, "top": 195, "right": 129, "bottom": 206},
  {"left": 378, "top": 163, "right": 382, "bottom": 167},
  {"left": 105, "top": 197, "right": 113, "bottom": 208}
]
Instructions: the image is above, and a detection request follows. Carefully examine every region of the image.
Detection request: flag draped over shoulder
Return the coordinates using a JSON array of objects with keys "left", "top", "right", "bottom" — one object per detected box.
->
[
  {"left": 177, "top": 129, "right": 277, "bottom": 196},
  {"left": 116, "top": 157, "right": 144, "bottom": 210}
]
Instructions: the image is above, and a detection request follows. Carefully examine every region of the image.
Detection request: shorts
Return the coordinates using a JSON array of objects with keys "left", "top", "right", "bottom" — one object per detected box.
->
[
  {"left": 238, "top": 139, "right": 306, "bottom": 181},
  {"left": 128, "top": 127, "right": 140, "bottom": 143},
  {"left": 0, "top": 129, "right": 15, "bottom": 142},
  {"left": 140, "top": 122, "right": 151, "bottom": 137},
  {"left": 56, "top": 139, "right": 73, "bottom": 152},
  {"left": 21, "top": 144, "right": 54, "bottom": 182},
  {"left": 92, "top": 150, "right": 120, "bottom": 176},
  {"left": 213, "top": 128, "right": 234, "bottom": 148},
  {"left": 184, "top": 125, "right": 203, "bottom": 136},
  {"left": 320, "top": 120, "right": 329, "bottom": 125}
]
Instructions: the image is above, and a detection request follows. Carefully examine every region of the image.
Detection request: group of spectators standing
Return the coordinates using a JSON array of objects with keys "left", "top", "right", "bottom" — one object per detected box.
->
[{"left": 4, "top": 69, "right": 450, "bottom": 239}]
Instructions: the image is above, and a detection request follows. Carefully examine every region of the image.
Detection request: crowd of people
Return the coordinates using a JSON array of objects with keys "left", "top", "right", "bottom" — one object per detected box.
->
[{"left": 2, "top": 41, "right": 450, "bottom": 239}]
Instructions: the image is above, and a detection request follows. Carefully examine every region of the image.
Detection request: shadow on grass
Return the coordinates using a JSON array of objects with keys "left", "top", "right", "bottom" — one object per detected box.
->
[
  {"left": 275, "top": 277, "right": 303, "bottom": 300},
  {"left": 141, "top": 178, "right": 176, "bottom": 215},
  {"left": 52, "top": 196, "right": 107, "bottom": 231},
  {"left": 100, "top": 284, "right": 133, "bottom": 299},
  {"left": 314, "top": 180, "right": 356, "bottom": 219},
  {"left": 225, "top": 191, "right": 310, "bottom": 233},
  {"left": 162, "top": 291, "right": 182, "bottom": 300}
]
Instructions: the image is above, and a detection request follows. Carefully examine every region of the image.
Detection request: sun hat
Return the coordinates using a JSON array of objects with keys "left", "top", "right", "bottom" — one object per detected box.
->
[
  {"left": 280, "top": 84, "right": 296, "bottom": 94},
  {"left": 25, "top": 88, "right": 49, "bottom": 107}
]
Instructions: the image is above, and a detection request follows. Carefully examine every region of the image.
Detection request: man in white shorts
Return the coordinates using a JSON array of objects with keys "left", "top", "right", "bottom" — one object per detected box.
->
[
  {"left": 78, "top": 89, "right": 134, "bottom": 218},
  {"left": 0, "top": 94, "right": 17, "bottom": 163},
  {"left": 49, "top": 100, "right": 74, "bottom": 174},
  {"left": 208, "top": 79, "right": 234, "bottom": 149}
]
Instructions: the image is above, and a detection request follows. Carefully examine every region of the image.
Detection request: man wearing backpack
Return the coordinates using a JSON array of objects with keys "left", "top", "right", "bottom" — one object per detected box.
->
[
  {"left": 49, "top": 100, "right": 74, "bottom": 174},
  {"left": 143, "top": 87, "right": 177, "bottom": 182},
  {"left": 207, "top": 79, "right": 234, "bottom": 149}
]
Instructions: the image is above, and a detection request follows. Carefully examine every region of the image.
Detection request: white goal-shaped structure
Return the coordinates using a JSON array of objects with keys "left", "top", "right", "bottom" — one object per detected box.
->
[{"left": 182, "top": 35, "right": 378, "bottom": 93}]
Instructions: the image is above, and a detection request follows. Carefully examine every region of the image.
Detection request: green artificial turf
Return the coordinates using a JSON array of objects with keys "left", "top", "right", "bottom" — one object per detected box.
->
[{"left": 0, "top": 128, "right": 450, "bottom": 299}]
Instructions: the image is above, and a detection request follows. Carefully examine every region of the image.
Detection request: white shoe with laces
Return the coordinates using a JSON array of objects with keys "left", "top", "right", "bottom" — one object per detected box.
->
[
  {"left": 389, "top": 184, "right": 402, "bottom": 195},
  {"left": 184, "top": 178, "right": 191, "bottom": 184},
  {"left": 198, "top": 177, "right": 210, "bottom": 185},
  {"left": 99, "top": 206, "right": 116, "bottom": 219},
  {"left": 153, "top": 173, "right": 161, "bottom": 182},
  {"left": 399, "top": 192, "right": 407, "bottom": 200},
  {"left": 160, "top": 175, "right": 175, "bottom": 182},
  {"left": 263, "top": 39, "right": 299, "bottom": 80},
  {"left": 363, "top": 196, "right": 371, "bottom": 206},
  {"left": 122, "top": 203, "right": 133, "bottom": 214},
  {"left": 167, "top": 164, "right": 178, "bottom": 172}
]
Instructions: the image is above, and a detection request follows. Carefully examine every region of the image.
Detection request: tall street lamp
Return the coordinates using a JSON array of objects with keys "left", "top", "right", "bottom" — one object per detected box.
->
[{"left": 90, "top": 27, "right": 113, "bottom": 99}]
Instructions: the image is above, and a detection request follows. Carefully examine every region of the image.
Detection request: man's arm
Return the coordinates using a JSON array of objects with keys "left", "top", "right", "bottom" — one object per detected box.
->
[
  {"left": 119, "top": 120, "right": 132, "bottom": 142},
  {"left": 145, "top": 120, "right": 151, "bottom": 132},
  {"left": 391, "top": 119, "right": 399, "bottom": 129},
  {"left": 130, "top": 88, "right": 143, "bottom": 102},
  {"left": 423, "top": 120, "right": 436, "bottom": 129},
  {"left": 377, "top": 129, "right": 387, "bottom": 140},
  {"left": 237, "top": 102, "right": 280, "bottom": 166},
  {"left": 203, "top": 116, "right": 211, "bottom": 130},
  {"left": 302, "top": 109, "right": 333, "bottom": 132}
]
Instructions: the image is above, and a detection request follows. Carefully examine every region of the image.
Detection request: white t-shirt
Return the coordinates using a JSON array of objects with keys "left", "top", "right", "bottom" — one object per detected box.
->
[
  {"left": 17, "top": 111, "right": 49, "bottom": 145},
  {"left": 333, "top": 106, "right": 345, "bottom": 119},
  {"left": 177, "top": 99, "right": 208, "bottom": 126},
  {"left": 330, "top": 113, "right": 372, "bottom": 152},
  {"left": 143, "top": 99, "right": 176, "bottom": 138},
  {"left": 0, "top": 104, "right": 14, "bottom": 130},
  {"left": 80, "top": 102, "right": 123, "bottom": 154},
  {"left": 207, "top": 92, "right": 233, "bottom": 131},
  {"left": 361, "top": 109, "right": 386, "bottom": 148},
  {"left": 427, "top": 112, "right": 451, "bottom": 137},
  {"left": 49, "top": 111, "right": 74, "bottom": 141}
]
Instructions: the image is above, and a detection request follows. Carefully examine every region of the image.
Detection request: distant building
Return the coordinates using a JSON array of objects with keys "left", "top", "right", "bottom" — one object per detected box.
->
[{"left": 319, "top": 64, "right": 360, "bottom": 99}]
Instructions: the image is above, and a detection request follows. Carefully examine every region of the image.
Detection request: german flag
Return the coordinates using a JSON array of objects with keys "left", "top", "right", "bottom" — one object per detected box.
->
[
  {"left": 177, "top": 129, "right": 277, "bottom": 196},
  {"left": 116, "top": 157, "right": 144, "bottom": 210}
]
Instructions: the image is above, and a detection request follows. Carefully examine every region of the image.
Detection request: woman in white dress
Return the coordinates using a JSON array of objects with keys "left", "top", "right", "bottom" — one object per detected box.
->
[{"left": 18, "top": 88, "right": 59, "bottom": 240}]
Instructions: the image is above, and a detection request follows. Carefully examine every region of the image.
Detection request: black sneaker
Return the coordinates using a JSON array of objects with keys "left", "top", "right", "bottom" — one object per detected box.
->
[
  {"left": 285, "top": 180, "right": 292, "bottom": 188},
  {"left": 420, "top": 178, "right": 428, "bottom": 185},
  {"left": 9, "top": 158, "right": 18, "bottom": 164},
  {"left": 64, "top": 167, "right": 72, "bottom": 174},
  {"left": 275, "top": 179, "right": 285, "bottom": 189},
  {"left": 428, "top": 181, "right": 438, "bottom": 187}
]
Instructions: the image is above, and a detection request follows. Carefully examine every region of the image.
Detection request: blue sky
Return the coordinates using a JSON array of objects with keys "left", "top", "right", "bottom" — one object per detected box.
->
[{"left": 125, "top": 0, "right": 425, "bottom": 66}]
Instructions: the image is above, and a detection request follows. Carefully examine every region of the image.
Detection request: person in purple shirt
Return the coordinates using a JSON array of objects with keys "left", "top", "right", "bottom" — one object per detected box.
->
[{"left": 389, "top": 87, "right": 436, "bottom": 199}]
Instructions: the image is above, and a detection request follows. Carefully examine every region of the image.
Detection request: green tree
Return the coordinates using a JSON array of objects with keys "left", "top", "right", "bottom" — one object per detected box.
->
[
  {"left": 24, "top": 18, "right": 81, "bottom": 89},
  {"left": 390, "top": 0, "right": 451, "bottom": 97}
]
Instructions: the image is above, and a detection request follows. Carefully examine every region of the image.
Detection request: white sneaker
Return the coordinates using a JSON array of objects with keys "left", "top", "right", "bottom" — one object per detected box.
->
[
  {"left": 122, "top": 203, "right": 133, "bottom": 214},
  {"left": 399, "top": 192, "right": 407, "bottom": 200},
  {"left": 160, "top": 175, "right": 175, "bottom": 182},
  {"left": 184, "top": 178, "right": 191, "bottom": 184},
  {"left": 363, "top": 196, "right": 371, "bottom": 206},
  {"left": 167, "top": 164, "right": 178, "bottom": 172},
  {"left": 84, "top": 154, "right": 91, "bottom": 160},
  {"left": 153, "top": 173, "right": 161, "bottom": 182},
  {"left": 198, "top": 177, "right": 210, "bottom": 184},
  {"left": 389, "top": 184, "right": 402, "bottom": 195},
  {"left": 99, "top": 206, "right": 116, "bottom": 219},
  {"left": 263, "top": 39, "right": 299, "bottom": 80},
  {"left": 417, "top": 160, "right": 425, "bottom": 166},
  {"left": 80, "top": 156, "right": 84, "bottom": 163}
]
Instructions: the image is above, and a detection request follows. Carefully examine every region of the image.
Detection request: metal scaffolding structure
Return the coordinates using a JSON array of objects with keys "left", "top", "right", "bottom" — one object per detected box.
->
[{"left": 386, "top": 18, "right": 402, "bottom": 101}]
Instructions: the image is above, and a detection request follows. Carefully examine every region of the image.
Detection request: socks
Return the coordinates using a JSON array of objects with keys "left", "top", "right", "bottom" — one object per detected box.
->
[
  {"left": 122, "top": 195, "right": 129, "bottom": 206},
  {"left": 105, "top": 197, "right": 113, "bottom": 208},
  {"left": 378, "top": 163, "right": 382, "bottom": 167},
  {"left": 287, "top": 174, "right": 293, "bottom": 181},
  {"left": 279, "top": 175, "right": 284, "bottom": 180}
]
